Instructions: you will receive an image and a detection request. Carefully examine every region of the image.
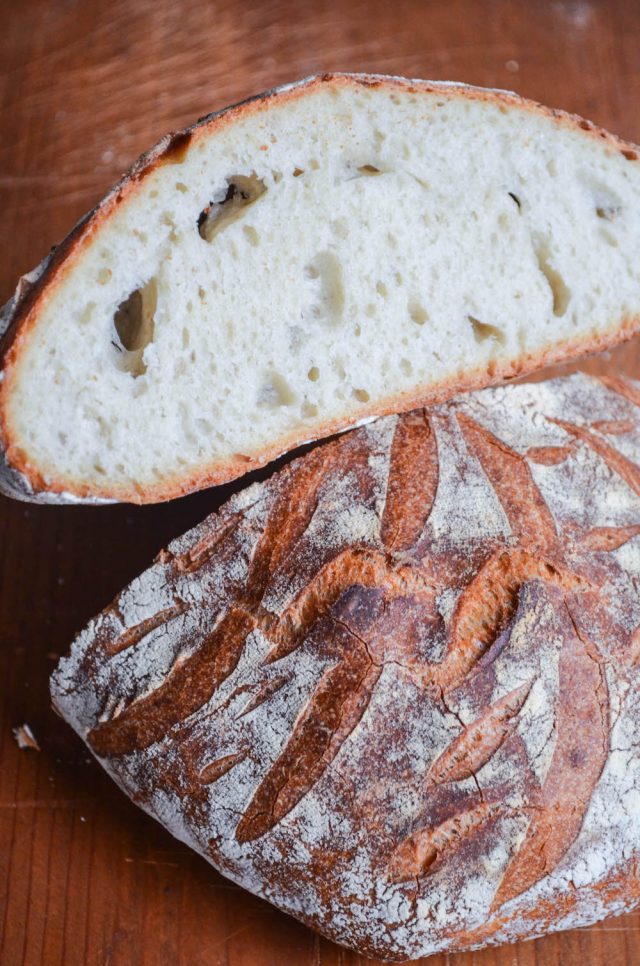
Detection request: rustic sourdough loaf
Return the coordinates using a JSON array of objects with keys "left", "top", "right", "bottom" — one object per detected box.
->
[
  {"left": 51, "top": 373, "right": 640, "bottom": 960},
  {"left": 3, "top": 74, "right": 640, "bottom": 504}
]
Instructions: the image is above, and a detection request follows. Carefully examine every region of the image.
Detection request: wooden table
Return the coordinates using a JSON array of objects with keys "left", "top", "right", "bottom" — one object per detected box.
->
[{"left": 1, "top": 0, "right": 640, "bottom": 963}]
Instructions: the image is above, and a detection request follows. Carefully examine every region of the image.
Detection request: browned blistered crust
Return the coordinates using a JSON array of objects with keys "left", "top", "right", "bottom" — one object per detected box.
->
[
  {"left": 2, "top": 72, "right": 640, "bottom": 504},
  {"left": 51, "top": 373, "right": 640, "bottom": 959}
]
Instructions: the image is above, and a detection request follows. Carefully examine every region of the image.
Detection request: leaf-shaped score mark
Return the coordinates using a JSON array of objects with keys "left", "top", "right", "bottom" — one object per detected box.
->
[
  {"left": 457, "top": 413, "right": 559, "bottom": 554},
  {"left": 105, "top": 600, "right": 188, "bottom": 655},
  {"left": 551, "top": 417, "right": 640, "bottom": 498},
  {"left": 88, "top": 436, "right": 374, "bottom": 758},
  {"left": 490, "top": 604, "right": 609, "bottom": 911},
  {"left": 199, "top": 750, "right": 248, "bottom": 784},
  {"left": 389, "top": 802, "right": 503, "bottom": 881},
  {"left": 89, "top": 606, "right": 257, "bottom": 757},
  {"left": 597, "top": 374, "right": 640, "bottom": 410},
  {"left": 236, "top": 622, "right": 381, "bottom": 843},
  {"left": 430, "top": 548, "right": 585, "bottom": 694},
  {"left": 265, "top": 546, "right": 436, "bottom": 665},
  {"left": 576, "top": 524, "right": 640, "bottom": 552},
  {"left": 381, "top": 410, "right": 439, "bottom": 553},
  {"left": 428, "top": 680, "right": 533, "bottom": 785},
  {"left": 525, "top": 444, "right": 576, "bottom": 465}
]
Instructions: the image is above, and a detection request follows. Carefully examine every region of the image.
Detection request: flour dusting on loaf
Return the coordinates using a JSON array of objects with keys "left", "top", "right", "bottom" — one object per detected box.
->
[{"left": 52, "top": 373, "right": 640, "bottom": 960}]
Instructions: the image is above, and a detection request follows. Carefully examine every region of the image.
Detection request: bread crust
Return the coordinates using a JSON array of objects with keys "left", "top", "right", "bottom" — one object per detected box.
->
[
  {"left": 2, "top": 72, "right": 640, "bottom": 504},
  {"left": 51, "top": 373, "right": 640, "bottom": 959}
]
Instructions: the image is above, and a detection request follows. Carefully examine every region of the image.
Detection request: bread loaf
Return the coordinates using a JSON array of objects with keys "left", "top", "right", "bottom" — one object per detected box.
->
[
  {"left": 4, "top": 73, "right": 640, "bottom": 504},
  {"left": 51, "top": 372, "right": 640, "bottom": 960}
]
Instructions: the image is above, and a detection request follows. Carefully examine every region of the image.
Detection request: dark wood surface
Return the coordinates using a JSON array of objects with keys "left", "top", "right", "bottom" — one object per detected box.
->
[{"left": 1, "top": 0, "right": 640, "bottom": 963}]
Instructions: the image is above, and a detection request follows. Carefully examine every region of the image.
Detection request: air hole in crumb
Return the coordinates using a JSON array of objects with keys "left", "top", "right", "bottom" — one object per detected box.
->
[
  {"left": 302, "top": 401, "right": 318, "bottom": 418},
  {"left": 600, "top": 227, "right": 619, "bottom": 247},
  {"left": 302, "top": 252, "right": 345, "bottom": 326},
  {"left": 198, "top": 286, "right": 206, "bottom": 301},
  {"left": 243, "top": 225, "right": 259, "bottom": 246},
  {"left": 258, "top": 371, "right": 297, "bottom": 408},
  {"left": 98, "top": 268, "right": 112, "bottom": 285},
  {"left": 395, "top": 271, "right": 403, "bottom": 285},
  {"left": 365, "top": 304, "right": 376, "bottom": 318},
  {"left": 376, "top": 281, "right": 388, "bottom": 299},
  {"left": 622, "top": 149, "right": 638, "bottom": 161},
  {"left": 596, "top": 204, "right": 621, "bottom": 221},
  {"left": 508, "top": 192, "right": 521, "bottom": 209},
  {"left": 355, "top": 323, "right": 362, "bottom": 337},
  {"left": 308, "top": 366, "right": 320, "bottom": 381},
  {"left": 408, "top": 298, "right": 428, "bottom": 326},
  {"left": 534, "top": 238, "right": 571, "bottom": 316},
  {"left": 357, "top": 164, "right": 382, "bottom": 175},
  {"left": 162, "top": 211, "right": 179, "bottom": 242},
  {"left": 78, "top": 302, "right": 95, "bottom": 325},
  {"left": 113, "top": 278, "right": 157, "bottom": 377},
  {"left": 196, "top": 419, "right": 213, "bottom": 436},
  {"left": 468, "top": 316, "right": 506, "bottom": 346},
  {"left": 353, "top": 388, "right": 370, "bottom": 403},
  {"left": 400, "top": 358, "right": 413, "bottom": 375},
  {"left": 182, "top": 327, "right": 190, "bottom": 349},
  {"left": 175, "top": 182, "right": 189, "bottom": 193},
  {"left": 198, "top": 173, "right": 267, "bottom": 241},
  {"left": 309, "top": 158, "right": 320, "bottom": 170},
  {"left": 293, "top": 167, "right": 305, "bottom": 177}
]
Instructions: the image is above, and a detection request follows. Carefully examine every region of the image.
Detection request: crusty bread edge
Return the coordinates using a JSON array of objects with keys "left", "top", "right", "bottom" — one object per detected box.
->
[{"left": 1, "top": 71, "right": 639, "bottom": 505}]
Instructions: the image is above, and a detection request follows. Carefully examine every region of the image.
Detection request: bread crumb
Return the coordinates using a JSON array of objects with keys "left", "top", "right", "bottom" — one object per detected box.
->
[{"left": 13, "top": 723, "right": 40, "bottom": 751}]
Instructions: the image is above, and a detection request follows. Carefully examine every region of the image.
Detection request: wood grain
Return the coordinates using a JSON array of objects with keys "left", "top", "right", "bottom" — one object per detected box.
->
[{"left": 1, "top": 0, "right": 639, "bottom": 963}]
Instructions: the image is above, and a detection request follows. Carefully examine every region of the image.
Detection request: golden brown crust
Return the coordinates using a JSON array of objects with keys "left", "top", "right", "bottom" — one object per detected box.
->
[{"left": 2, "top": 72, "right": 640, "bottom": 504}]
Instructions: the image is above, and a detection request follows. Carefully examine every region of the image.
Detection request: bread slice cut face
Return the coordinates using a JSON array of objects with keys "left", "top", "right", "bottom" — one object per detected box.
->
[{"left": 2, "top": 72, "right": 640, "bottom": 504}]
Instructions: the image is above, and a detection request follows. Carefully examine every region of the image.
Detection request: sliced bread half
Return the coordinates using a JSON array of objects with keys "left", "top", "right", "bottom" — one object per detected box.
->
[{"left": 2, "top": 72, "right": 640, "bottom": 504}]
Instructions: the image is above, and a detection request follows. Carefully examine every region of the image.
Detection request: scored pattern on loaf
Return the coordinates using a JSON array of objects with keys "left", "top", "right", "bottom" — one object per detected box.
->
[{"left": 52, "top": 373, "right": 640, "bottom": 960}]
